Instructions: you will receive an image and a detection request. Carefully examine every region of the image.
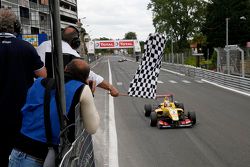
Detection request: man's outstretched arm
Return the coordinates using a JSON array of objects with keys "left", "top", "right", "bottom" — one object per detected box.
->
[
  {"left": 88, "top": 70, "right": 119, "bottom": 97},
  {"left": 97, "top": 80, "right": 119, "bottom": 97},
  {"left": 80, "top": 85, "right": 100, "bottom": 134}
]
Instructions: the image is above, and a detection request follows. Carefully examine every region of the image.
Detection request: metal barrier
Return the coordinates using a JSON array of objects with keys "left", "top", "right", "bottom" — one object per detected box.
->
[
  {"left": 162, "top": 62, "right": 250, "bottom": 93},
  {"left": 60, "top": 104, "right": 95, "bottom": 167}
]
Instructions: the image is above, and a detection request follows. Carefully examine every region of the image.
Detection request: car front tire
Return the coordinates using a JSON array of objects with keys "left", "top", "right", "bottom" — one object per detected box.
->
[
  {"left": 188, "top": 111, "right": 196, "bottom": 125},
  {"left": 150, "top": 112, "right": 157, "bottom": 127}
]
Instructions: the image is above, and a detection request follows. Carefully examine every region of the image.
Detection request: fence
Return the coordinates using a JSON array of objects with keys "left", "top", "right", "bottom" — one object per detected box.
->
[
  {"left": 161, "top": 47, "right": 250, "bottom": 77},
  {"left": 161, "top": 62, "right": 250, "bottom": 93},
  {"left": 60, "top": 104, "right": 95, "bottom": 167}
]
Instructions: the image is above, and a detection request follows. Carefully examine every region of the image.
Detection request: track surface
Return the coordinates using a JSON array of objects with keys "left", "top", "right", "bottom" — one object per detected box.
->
[{"left": 93, "top": 56, "right": 250, "bottom": 167}]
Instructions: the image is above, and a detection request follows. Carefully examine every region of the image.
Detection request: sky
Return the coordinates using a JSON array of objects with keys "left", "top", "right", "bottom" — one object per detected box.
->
[{"left": 77, "top": 0, "right": 155, "bottom": 41}]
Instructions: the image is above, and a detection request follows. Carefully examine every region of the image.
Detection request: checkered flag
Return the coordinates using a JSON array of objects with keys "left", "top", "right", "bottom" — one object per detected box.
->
[{"left": 128, "top": 33, "right": 166, "bottom": 99}]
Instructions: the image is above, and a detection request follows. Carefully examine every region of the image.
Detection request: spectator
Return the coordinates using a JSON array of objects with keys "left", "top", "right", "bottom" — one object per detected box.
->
[
  {"left": 9, "top": 59, "right": 100, "bottom": 167},
  {"left": 36, "top": 25, "right": 119, "bottom": 97},
  {"left": 0, "top": 8, "right": 47, "bottom": 166}
]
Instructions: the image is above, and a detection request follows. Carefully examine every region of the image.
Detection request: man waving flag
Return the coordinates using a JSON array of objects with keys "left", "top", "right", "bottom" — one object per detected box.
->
[{"left": 128, "top": 33, "right": 166, "bottom": 99}]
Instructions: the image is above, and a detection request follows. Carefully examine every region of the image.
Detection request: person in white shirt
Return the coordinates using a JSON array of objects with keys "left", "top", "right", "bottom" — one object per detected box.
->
[{"left": 36, "top": 26, "right": 119, "bottom": 97}]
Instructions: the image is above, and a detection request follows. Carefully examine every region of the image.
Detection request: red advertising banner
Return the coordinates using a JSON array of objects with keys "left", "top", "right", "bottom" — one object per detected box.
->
[
  {"left": 95, "top": 40, "right": 138, "bottom": 49},
  {"left": 100, "top": 41, "right": 115, "bottom": 48},
  {"left": 119, "top": 41, "right": 134, "bottom": 47}
]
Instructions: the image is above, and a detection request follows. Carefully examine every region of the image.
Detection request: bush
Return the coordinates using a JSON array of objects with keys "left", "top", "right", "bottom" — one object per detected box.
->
[{"left": 185, "top": 56, "right": 196, "bottom": 66}]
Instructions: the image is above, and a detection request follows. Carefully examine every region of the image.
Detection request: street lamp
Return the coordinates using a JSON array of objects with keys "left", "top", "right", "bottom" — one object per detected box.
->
[
  {"left": 225, "top": 18, "right": 230, "bottom": 74},
  {"left": 79, "top": 17, "right": 86, "bottom": 20},
  {"left": 226, "top": 18, "right": 229, "bottom": 46},
  {"left": 225, "top": 16, "right": 246, "bottom": 46},
  {"left": 77, "top": 17, "right": 86, "bottom": 27},
  {"left": 225, "top": 16, "right": 247, "bottom": 76},
  {"left": 240, "top": 16, "right": 246, "bottom": 20}
]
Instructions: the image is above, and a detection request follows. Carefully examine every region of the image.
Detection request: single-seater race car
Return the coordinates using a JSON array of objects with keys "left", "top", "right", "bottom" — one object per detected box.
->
[
  {"left": 118, "top": 58, "right": 127, "bottom": 62},
  {"left": 144, "top": 94, "right": 196, "bottom": 129}
]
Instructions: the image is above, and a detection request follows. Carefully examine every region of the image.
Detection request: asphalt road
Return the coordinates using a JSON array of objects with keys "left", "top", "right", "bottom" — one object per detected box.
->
[{"left": 92, "top": 56, "right": 250, "bottom": 167}]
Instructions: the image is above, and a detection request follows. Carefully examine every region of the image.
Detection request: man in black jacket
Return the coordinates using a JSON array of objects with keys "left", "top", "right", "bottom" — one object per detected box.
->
[{"left": 0, "top": 8, "right": 47, "bottom": 166}]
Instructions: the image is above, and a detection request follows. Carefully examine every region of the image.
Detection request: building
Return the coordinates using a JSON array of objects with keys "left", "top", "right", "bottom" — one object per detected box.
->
[
  {"left": 60, "top": 0, "right": 78, "bottom": 28},
  {"left": 1, "top": 0, "right": 78, "bottom": 38}
]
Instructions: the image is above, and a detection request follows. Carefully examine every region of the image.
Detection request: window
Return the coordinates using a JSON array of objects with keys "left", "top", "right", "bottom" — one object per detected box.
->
[
  {"left": 31, "top": 27, "right": 39, "bottom": 34},
  {"left": 29, "top": 0, "right": 37, "bottom": 3},
  {"left": 19, "top": 6, "right": 29, "bottom": 18},
  {"left": 39, "top": 0, "right": 49, "bottom": 5},
  {"left": 40, "top": 15, "right": 45, "bottom": 21}
]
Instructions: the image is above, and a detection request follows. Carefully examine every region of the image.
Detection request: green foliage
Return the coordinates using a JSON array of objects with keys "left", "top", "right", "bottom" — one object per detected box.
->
[
  {"left": 124, "top": 32, "right": 137, "bottom": 39},
  {"left": 140, "top": 41, "right": 145, "bottom": 53},
  {"left": 191, "top": 32, "right": 207, "bottom": 45},
  {"left": 185, "top": 56, "right": 196, "bottom": 66},
  {"left": 79, "top": 27, "right": 86, "bottom": 42},
  {"left": 148, "top": 0, "right": 207, "bottom": 52},
  {"left": 99, "top": 37, "right": 111, "bottom": 40},
  {"left": 203, "top": 0, "right": 250, "bottom": 47},
  {"left": 124, "top": 32, "right": 138, "bottom": 54},
  {"left": 210, "top": 50, "right": 217, "bottom": 69}
]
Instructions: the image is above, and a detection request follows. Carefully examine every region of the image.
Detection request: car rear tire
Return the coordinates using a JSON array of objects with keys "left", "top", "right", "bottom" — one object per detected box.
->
[
  {"left": 150, "top": 112, "right": 157, "bottom": 127},
  {"left": 144, "top": 104, "right": 152, "bottom": 117},
  {"left": 188, "top": 111, "right": 196, "bottom": 125}
]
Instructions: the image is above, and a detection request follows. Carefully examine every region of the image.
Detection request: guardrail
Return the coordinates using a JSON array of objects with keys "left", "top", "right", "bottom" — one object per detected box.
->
[{"left": 161, "top": 62, "right": 250, "bottom": 93}]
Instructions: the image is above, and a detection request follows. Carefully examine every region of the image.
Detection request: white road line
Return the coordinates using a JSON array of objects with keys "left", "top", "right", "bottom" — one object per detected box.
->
[
  {"left": 161, "top": 68, "right": 185, "bottom": 76},
  {"left": 182, "top": 80, "right": 191, "bottom": 83},
  {"left": 117, "top": 82, "right": 123, "bottom": 86},
  {"left": 104, "top": 86, "right": 109, "bottom": 167},
  {"left": 108, "top": 59, "right": 119, "bottom": 167},
  {"left": 169, "top": 80, "right": 177, "bottom": 83},
  {"left": 202, "top": 79, "right": 250, "bottom": 97},
  {"left": 157, "top": 80, "right": 164, "bottom": 84},
  {"left": 91, "top": 62, "right": 99, "bottom": 68}
]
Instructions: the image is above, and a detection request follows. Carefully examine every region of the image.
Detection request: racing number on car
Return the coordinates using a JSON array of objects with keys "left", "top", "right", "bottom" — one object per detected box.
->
[{"left": 169, "top": 109, "right": 177, "bottom": 115}]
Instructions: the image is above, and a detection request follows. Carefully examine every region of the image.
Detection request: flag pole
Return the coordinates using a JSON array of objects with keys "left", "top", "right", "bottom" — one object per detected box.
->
[{"left": 49, "top": 0, "right": 67, "bottom": 149}]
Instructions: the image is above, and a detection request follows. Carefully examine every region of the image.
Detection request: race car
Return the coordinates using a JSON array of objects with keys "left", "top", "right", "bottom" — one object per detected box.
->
[
  {"left": 144, "top": 94, "right": 196, "bottom": 129},
  {"left": 118, "top": 58, "right": 127, "bottom": 62}
]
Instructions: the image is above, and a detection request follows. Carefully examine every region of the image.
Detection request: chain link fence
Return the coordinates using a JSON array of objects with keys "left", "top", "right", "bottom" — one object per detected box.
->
[
  {"left": 161, "top": 47, "right": 250, "bottom": 78},
  {"left": 215, "top": 47, "right": 250, "bottom": 77}
]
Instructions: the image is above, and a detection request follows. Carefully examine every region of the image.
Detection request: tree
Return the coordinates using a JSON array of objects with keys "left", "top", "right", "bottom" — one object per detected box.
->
[
  {"left": 202, "top": 0, "right": 250, "bottom": 47},
  {"left": 124, "top": 32, "right": 137, "bottom": 39},
  {"left": 140, "top": 41, "right": 145, "bottom": 53},
  {"left": 148, "top": 0, "right": 207, "bottom": 52},
  {"left": 124, "top": 32, "right": 137, "bottom": 54}
]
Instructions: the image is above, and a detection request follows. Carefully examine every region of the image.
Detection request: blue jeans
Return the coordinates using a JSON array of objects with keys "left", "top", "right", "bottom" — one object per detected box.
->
[{"left": 8, "top": 149, "right": 43, "bottom": 167}]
